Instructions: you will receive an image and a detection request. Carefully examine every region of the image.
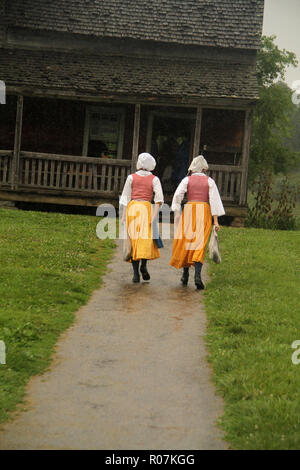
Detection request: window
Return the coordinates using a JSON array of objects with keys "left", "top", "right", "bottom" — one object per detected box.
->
[{"left": 83, "top": 106, "right": 125, "bottom": 159}]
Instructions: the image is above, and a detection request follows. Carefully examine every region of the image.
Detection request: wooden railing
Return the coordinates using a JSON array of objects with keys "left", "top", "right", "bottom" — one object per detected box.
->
[
  {"left": 18, "top": 152, "right": 132, "bottom": 195},
  {"left": 0, "top": 150, "right": 246, "bottom": 205},
  {"left": 0, "top": 150, "right": 13, "bottom": 186},
  {"left": 208, "top": 164, "right": 244, "bottom": 204}
]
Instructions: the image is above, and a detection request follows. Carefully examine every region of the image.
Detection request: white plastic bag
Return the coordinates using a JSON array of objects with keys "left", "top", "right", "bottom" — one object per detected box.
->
[
  {"left": 209, "top": 226, "right": 222, "bottom": 264},
  {"left": 122, "top": 223, "right": 132, "bottom": 262}
]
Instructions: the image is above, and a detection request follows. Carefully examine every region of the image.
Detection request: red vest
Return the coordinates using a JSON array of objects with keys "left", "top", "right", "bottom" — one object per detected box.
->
[
  {"left": 131, "top": 173, "right": 155, "bottom": 201},
  {"left": 187, "top": 175, "right": 209, "bottom": 202}
]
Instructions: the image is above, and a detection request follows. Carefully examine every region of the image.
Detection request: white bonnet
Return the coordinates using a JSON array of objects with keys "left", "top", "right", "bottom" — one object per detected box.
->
[
  {"left": 136, "top": 153, "right": 156, "bottom": 172},
  {"left": 188, "top": 155, "right": 209, "bottom": 174}
]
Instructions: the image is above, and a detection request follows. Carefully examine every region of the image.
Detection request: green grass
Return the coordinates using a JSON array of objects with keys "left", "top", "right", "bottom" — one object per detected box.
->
[
  {"left": 204, "top": 226, "right": 300, "bottom": 449},
  {"left": 0, "top": 208, "right": 115, "bottom": 423}
]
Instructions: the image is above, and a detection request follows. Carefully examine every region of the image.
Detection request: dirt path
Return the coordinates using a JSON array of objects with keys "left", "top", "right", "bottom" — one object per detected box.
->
[{"left": 0, "top": 237, "right": 226, "bottom": 450}]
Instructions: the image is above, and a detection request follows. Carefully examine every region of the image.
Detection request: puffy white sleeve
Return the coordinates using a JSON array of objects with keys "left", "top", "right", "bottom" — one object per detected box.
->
[
  {"left": 153, "top": 176, "right": 164, "bottom": 204},
  {"left": 119, "top": 174, "right": 133, "bottom": 207},
  {"left": 208, "top": 178, "right": 225, "bottom": 217},
  {"left": 171, "top": 177, "right": 189, "bottom": 212}
]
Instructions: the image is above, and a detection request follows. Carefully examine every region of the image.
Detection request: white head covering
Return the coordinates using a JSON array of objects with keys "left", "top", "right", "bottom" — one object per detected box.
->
[
  {"left": 136, "top": 152, "right": 156, "bottom": 172},
  {"left": 188, "top": 155, "right": 209, "bottom": 174}
]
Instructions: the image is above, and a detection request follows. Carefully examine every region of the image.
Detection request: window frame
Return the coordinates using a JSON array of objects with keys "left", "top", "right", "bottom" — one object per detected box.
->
[{"left": 82, "top": 105, "right": 125, "bottom": 159}]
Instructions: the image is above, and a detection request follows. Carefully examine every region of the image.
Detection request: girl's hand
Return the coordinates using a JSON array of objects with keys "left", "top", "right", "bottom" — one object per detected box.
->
[{"left": 214, "top": 223, "right": 220, "bottom": 232}]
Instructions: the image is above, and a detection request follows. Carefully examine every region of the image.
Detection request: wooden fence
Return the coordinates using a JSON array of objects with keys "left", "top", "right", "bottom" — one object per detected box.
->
[
  {"left": 0, "top": 150, "right": 13, "bottom": 187},
  {"left": 208, "top": 164, "right": 243, "bottom": 203},
  {"left": 10, "top": 151, "right": 131, "bottom": 195},
  {"left": 0, "top": 150, "right": 245, "bottom": 204}
]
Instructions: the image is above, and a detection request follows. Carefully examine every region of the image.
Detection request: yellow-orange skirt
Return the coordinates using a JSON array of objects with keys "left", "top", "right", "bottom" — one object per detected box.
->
[
  {"left": 126, "top": 200, "right": 160, "bottom": 262},
  {"left": 170, "top": 202, "right": 212, "bottom": 269}
]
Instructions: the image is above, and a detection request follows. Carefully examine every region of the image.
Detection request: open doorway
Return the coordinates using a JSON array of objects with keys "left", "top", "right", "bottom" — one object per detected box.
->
[{"left": 146, "top": 110, "right": 195, "bottom": 193}]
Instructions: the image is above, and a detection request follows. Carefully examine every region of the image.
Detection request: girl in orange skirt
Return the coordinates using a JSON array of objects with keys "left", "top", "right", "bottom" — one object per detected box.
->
[
  {"left": 120, "top": 153, "right": 164, "bottom": 283},
  {"left": 170, "top": 155, "right": 225, "bottom": 289}
]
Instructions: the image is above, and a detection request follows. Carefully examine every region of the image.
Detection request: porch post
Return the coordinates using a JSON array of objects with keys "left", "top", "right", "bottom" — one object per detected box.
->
[
  {"left": 192, "top": 106, "right": 202, "bottom": 159},
  {"left": 131, "top": 104, "right": 141, "bottom": 173},
  {"left": 11, "top": 95, "right": 24, "bottom": 190},
  {"left": 239, "top": 109, "right": 253, "bottom": 206}
]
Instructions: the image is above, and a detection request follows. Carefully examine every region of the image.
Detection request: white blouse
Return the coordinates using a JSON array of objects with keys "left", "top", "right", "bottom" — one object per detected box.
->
[
  {"left": 119, "top": 170, "right": 164, "bottom": 207},
  {"left": 171, "top": 173, "right": 225, "bottom": 217}
]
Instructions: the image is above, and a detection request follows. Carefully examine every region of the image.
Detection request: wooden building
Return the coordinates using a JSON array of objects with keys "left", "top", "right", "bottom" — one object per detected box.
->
[{"left": 0, "top": 0, "right": 265, "bottom": 224}]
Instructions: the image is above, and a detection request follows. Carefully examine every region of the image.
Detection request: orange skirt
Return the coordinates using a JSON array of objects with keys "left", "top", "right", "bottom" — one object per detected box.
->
[
  {"left": 126, "top": 200, "right": 160, "bottom": 262},
  {"left": 170, "top": 202, "right": 212, "bottom": 269}
]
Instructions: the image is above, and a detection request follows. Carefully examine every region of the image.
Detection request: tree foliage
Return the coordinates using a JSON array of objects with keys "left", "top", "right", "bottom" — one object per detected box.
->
[
  {"left": 289, "top": 106, "right": 300, "bottom": 153},
  {"left": 249, "top": 36, "right": 300, "bottom": 183},
  {"left": 256, "top": 35, "right": 298, "bottom": 87}
]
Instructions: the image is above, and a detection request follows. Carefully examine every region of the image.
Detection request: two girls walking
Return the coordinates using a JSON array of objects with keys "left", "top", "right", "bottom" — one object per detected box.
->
[{"left": 120, "top": 153, "right": 225, "bottom": 289}]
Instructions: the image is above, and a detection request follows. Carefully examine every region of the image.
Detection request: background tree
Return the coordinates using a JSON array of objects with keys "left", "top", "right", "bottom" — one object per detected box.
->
[
  {"left": 249, "top": 36, "right": 299, "bottom": 183},
  {"left": 289, "top": 105, "right": 300, "bottom": 153}
]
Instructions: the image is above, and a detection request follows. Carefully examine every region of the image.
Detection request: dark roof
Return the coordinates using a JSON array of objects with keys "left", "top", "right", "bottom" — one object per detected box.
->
[
  {"left": 6, "top": 0, "right": 265, "bottom": 50},
  {"left": 0, "top": 47, "right": 259, "bottom": 100}
]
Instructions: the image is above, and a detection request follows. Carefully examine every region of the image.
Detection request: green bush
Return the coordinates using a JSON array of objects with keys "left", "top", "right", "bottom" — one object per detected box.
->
[{"left": 246, "top": 170, "right": 299, "bottom": 230}]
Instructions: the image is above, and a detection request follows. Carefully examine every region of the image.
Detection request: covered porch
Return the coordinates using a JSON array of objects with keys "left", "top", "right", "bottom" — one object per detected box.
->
[{"left": 0, "top": 94, "right": 252, "bottom": 220}]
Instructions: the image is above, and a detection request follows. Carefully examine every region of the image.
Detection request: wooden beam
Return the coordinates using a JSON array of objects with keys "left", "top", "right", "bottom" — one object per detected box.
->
[
  {"left": 0, "top": 191, "right": 119, "bottom": 208},
  {"left": 0, "top": 186, "right": 121, "bottom": 199},
  {"left": 11, "top": 95, "right": 24, "bottom": 190},
  {"left": 82, "top": 108, "right": 90, "bottom": 156},
  {"left": 20, "top": 151, "right": 131, "bottom": 166},
  {"left": 208, "top": 164, "right": 243, "bottom": 173},
  {"left": 192, "top": 106, "right": 202, "bottom": 159},
  {"left": 131, "top": 103, "right": 141, "bottom": 173},
  {"left": 239, "top": 109, "right": 253, "bottom": 206},
  {"left": 146, "top": 112, "right": 154, "bottom": 152},
  {"left": 6, "top": 87, "right": 257, "bottom": 110}
]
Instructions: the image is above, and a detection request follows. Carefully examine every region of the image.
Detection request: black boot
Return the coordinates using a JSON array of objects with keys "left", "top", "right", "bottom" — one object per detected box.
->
[
  {"left": 194, "top": 262, "right": 204, "bottom": 290},
  {"left": 140, "top": 259, "right": 150, "bottom": 281},
  {"left": 181, "top": 267, "right": 189, "bottom": 286},
  {"left": 132, "top": 260, "right": 140, "bottom": 283}
]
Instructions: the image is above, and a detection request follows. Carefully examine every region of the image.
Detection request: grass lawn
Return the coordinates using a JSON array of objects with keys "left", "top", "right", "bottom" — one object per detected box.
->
[
  {"left": 0, "top": 208, "right": 115, "bottom": 423},
  {"left": 204, "top": 226, "right": 300, "bottom": 449}
]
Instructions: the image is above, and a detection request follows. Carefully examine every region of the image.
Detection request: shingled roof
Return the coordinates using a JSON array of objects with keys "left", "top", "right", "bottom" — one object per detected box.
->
[
  {"left": 6, "top": 0, "right": 264, "bottom": 50},
  {"left": 0, "top": 47, "right": 259, "bottom": 100}
]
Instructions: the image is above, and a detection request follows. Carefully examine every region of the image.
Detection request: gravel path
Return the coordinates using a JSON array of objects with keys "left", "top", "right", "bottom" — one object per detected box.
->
[{"left": 0, "top": 237, "right": 227, "bottom": 450}]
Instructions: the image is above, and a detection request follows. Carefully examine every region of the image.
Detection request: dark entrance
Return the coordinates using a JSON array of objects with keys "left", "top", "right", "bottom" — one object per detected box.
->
[{"left": 148, "top": 111, "right": 195, "bottom": 193}]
